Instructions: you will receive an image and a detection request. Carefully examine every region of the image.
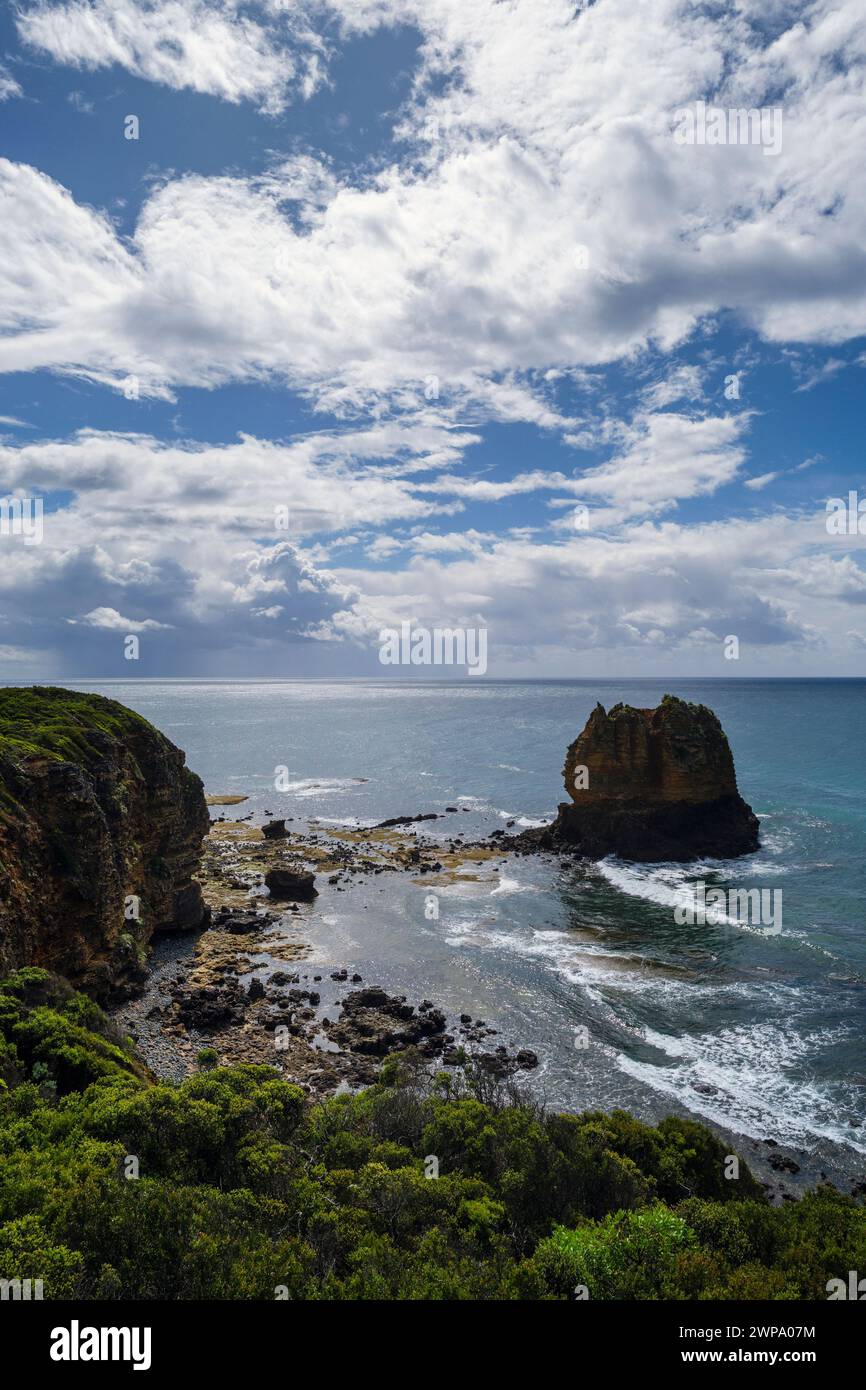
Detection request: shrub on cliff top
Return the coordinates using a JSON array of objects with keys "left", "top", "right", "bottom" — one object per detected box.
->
[{"left": 0, "top": 686, "right": 156, "bottom": 769}]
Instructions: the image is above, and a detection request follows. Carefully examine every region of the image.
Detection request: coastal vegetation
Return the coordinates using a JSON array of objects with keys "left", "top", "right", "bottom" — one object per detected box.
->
[{"left": 1, "top": 969, "right": 863, "bottom": 1301}]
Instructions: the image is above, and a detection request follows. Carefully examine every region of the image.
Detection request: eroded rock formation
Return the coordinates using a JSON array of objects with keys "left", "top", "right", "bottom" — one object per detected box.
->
[
  {"left": 0, "top": 687, "right": 210, "bottom": 1000},
  {"left": 546, "top": 694, "right": 759, "bottom": 861}
]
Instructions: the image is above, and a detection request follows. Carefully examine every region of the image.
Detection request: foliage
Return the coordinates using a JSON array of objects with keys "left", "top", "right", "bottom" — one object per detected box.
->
[{"left": 0, "top": 976, "right": 862, "bottom": 1300}]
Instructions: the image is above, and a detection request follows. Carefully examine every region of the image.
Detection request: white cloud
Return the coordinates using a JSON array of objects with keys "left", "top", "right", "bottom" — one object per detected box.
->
[
  {"left": 2, "top": 0, "right": 866, "bottom": 414},
  {"left": 17, "top": 0, "right": 325, "bottom": 113},
  {"left": 3, "top": 0, "right": 866, "bottom": 677},
  {"left": 745, "top": 471, "right": 780, "bottom": 490},
  {"left": 572, "top": 411, "right": 750, "bottom": 516},
  {"left": 640, "top": 364, "right": 705, "bottom": 410},
  {"left": 71, "top": 606, "right": 171, "bottom": 631},
  {"left": 0, "top": 65, "right": 22, "bottom": 100},
  {"left": 1, "top": 417, "right": 864, "bottom": 674}
]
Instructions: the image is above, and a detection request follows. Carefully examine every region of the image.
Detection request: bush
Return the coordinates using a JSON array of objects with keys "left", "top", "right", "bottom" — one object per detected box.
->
[{"left": 0, "top": 976, "right": 862, "bottom": 1300}]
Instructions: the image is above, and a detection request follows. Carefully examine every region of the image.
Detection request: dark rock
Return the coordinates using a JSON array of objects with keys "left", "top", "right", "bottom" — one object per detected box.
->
[
  {"left": 262, "top": 819, "right": 288, "bottom": 839},
  {"left": 176, "top": 986, "right": 245, "bottom": 1030},
  {"left": 224, "top": 914, "right": 261, "bottom": 935},
  {"left": 767, "top": 1152, "right": 801, "bottom": 1175},
  {"left": 265, "top": 867, "right": 317, "bottom": 900},
  {"left": 329, "top": 987, "right": 447, "bottom": 1056},
  {"left": 373, "top": 812, "right": 440, "bottom": 828}
]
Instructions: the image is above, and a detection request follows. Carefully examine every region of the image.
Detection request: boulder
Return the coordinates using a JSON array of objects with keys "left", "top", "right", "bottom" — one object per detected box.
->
[
  {"left": 264, "top": 867, "right": 318, "bottom": 900},
  {"left": 261, "top": 819, "right": 288, "bottom": 839}
]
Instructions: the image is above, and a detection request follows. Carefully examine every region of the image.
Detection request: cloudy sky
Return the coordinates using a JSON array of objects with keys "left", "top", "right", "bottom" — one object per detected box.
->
[{"left": 0, "top": 0, "right": 864, "bottom": 678}]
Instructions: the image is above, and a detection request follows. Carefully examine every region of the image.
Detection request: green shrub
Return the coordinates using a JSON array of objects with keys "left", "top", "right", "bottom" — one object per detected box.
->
[{"left": 0, "top": 974, "right": 862, "bottom": 1300}]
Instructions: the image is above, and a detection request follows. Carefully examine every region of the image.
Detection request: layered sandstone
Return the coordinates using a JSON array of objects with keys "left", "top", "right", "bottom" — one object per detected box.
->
[
  {"left": 546, "top": 695, "right": 759, "bottom": 861},
  {"left": 0, "top": 688, "right": 209, "bottom": 1000}
]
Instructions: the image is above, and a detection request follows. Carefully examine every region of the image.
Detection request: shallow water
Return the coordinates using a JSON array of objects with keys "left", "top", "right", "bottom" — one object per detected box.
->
[{"left": 53, "top": 677, "right": 866, "bottom": 1183}]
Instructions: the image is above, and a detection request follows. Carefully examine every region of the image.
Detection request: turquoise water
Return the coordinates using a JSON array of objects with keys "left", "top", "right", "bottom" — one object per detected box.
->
[{"left": 46, "top": 678, "right": 866, "bottom": 1180}]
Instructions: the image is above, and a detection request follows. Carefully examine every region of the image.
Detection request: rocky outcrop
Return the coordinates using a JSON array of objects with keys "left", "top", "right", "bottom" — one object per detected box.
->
[
  {"left": 543, "top": 695, "right": 759, "bottom": 861},
  {"left": 0, "top": 687, "right": 210, "bottom": 1001}
]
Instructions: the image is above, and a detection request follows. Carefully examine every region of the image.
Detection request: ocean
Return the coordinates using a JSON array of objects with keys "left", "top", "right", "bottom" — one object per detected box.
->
[{"left": 46, "top": 677, "right": 866, "bottom": 1184}]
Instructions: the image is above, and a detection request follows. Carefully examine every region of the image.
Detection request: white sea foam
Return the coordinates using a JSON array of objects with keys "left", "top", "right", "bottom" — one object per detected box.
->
[
  {"left": 597, "top": 858, "right": 697, "bottom": 912},
  {"left": 495, "top": 808, "right": 552, "bottom": 828},
  {"left": 490, "top": 876, "right": 526, "bottom": 896},
  {"left": 598, "top": 857, "right": 791, "bottom": 934},
  {"left": 617, "top": 1021, "right": 866, "bottom": 1154},
  {"left": 280, "top": 777, "right": 368, "bottom": 799}
]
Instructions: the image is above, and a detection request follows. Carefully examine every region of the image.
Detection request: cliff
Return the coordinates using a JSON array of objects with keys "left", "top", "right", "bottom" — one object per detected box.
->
[
  {"left": 0, "top": 687, "right": 209, "bottom": 1001},
  {"left": 547, "top": 695, "right": 759, "bottom": 860}
]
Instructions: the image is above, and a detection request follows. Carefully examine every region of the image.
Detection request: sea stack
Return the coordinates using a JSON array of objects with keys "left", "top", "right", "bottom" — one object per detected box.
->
[{"left": 548, "top": 694, "right": 759, "bottom": 861}]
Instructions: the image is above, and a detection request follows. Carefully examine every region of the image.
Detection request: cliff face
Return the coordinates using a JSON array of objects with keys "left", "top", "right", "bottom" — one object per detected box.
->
[
  {"left": 551, "top": 695, "right": 759, "bottom": 861},
  {"left": 0, "top": 688, "right": 209, "bottom": 1001}
]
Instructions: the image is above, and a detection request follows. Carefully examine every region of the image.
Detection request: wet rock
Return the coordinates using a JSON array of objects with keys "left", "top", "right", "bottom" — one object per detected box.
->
[
  {"left": 176, "top": 985, "right": 245, "bottom": 1030},
  {"left": 767, "top": 1152, "right": 801, "bottom": 1175},
  {"left": 262, "top": 819, "right": 288, "bottom": 839},
  {"left": 224, "top": 914, "right": 262, "bottom": 935},
  {"left": 373, "top": 812, "right": 441, "bottom": 829},
  {"left": 329, "top": 987, "right": 447, "bottom": 1055},
  {"left": 265, "top": 867, "right": 317, "bottom": 900}
]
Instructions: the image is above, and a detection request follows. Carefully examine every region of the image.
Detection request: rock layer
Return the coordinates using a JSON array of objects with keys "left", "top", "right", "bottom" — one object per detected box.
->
[
  {"left": 0, "top": 687, "right": 210, "bottom": 1000},
  {"left": 546, "top": 695, "right": 759, "bottom": 861}
]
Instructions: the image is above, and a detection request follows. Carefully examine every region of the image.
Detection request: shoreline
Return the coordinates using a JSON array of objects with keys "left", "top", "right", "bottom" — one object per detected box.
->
[{"left": 109, "top": 802, "right": 862, "bottom": 1206}]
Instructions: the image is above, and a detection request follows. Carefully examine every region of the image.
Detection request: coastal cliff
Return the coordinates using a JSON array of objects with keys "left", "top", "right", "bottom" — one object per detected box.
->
[
  {"left": 0, "top": 687, "right": 209, "bottom": 1001},
  {"left": 546, "top": 694, "right": 759, "bottom": 860}
]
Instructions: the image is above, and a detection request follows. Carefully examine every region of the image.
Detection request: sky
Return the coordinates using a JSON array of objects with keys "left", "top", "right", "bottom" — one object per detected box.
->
[{"left": 0, "top": 0, "right": 865, "bottom": 680}]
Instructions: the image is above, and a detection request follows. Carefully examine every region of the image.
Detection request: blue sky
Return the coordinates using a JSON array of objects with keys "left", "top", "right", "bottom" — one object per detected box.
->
[{"left": 1, "top": 0, "right": 865, "bottom": 678}]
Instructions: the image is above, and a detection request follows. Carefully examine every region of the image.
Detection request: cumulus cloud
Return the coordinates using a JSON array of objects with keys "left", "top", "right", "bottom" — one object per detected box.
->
[
  {"left": 71, "top": 606, "right": 171, "bottom": 631},
  {"left": 3, "top": 0, "right": 866, "bottom": 677},
  {"left": 17, "top": 0, "right": 325, "bottom": 113},
  {"left": 572, "top": 411, "right": 751, "bottom": 517},
  {"left": 2, "top": 0, "right": 866, "bottom": 413}
]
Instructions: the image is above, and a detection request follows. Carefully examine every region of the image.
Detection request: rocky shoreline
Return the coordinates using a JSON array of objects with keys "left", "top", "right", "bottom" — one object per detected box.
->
[
  {"left": 113, "top": 807, "right": 540, "bottom": 1095},
  {"left": 1, "top": 687, "right": 853, "bottom": 1208},
  {"left": 107, "top": 800, "right": 852, "bottom": 1207}
]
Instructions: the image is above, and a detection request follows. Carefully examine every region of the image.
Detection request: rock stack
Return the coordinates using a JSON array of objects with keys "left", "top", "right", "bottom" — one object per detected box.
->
[{"left": 543, "top": 694, "right": 759, "bottom": 861}]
